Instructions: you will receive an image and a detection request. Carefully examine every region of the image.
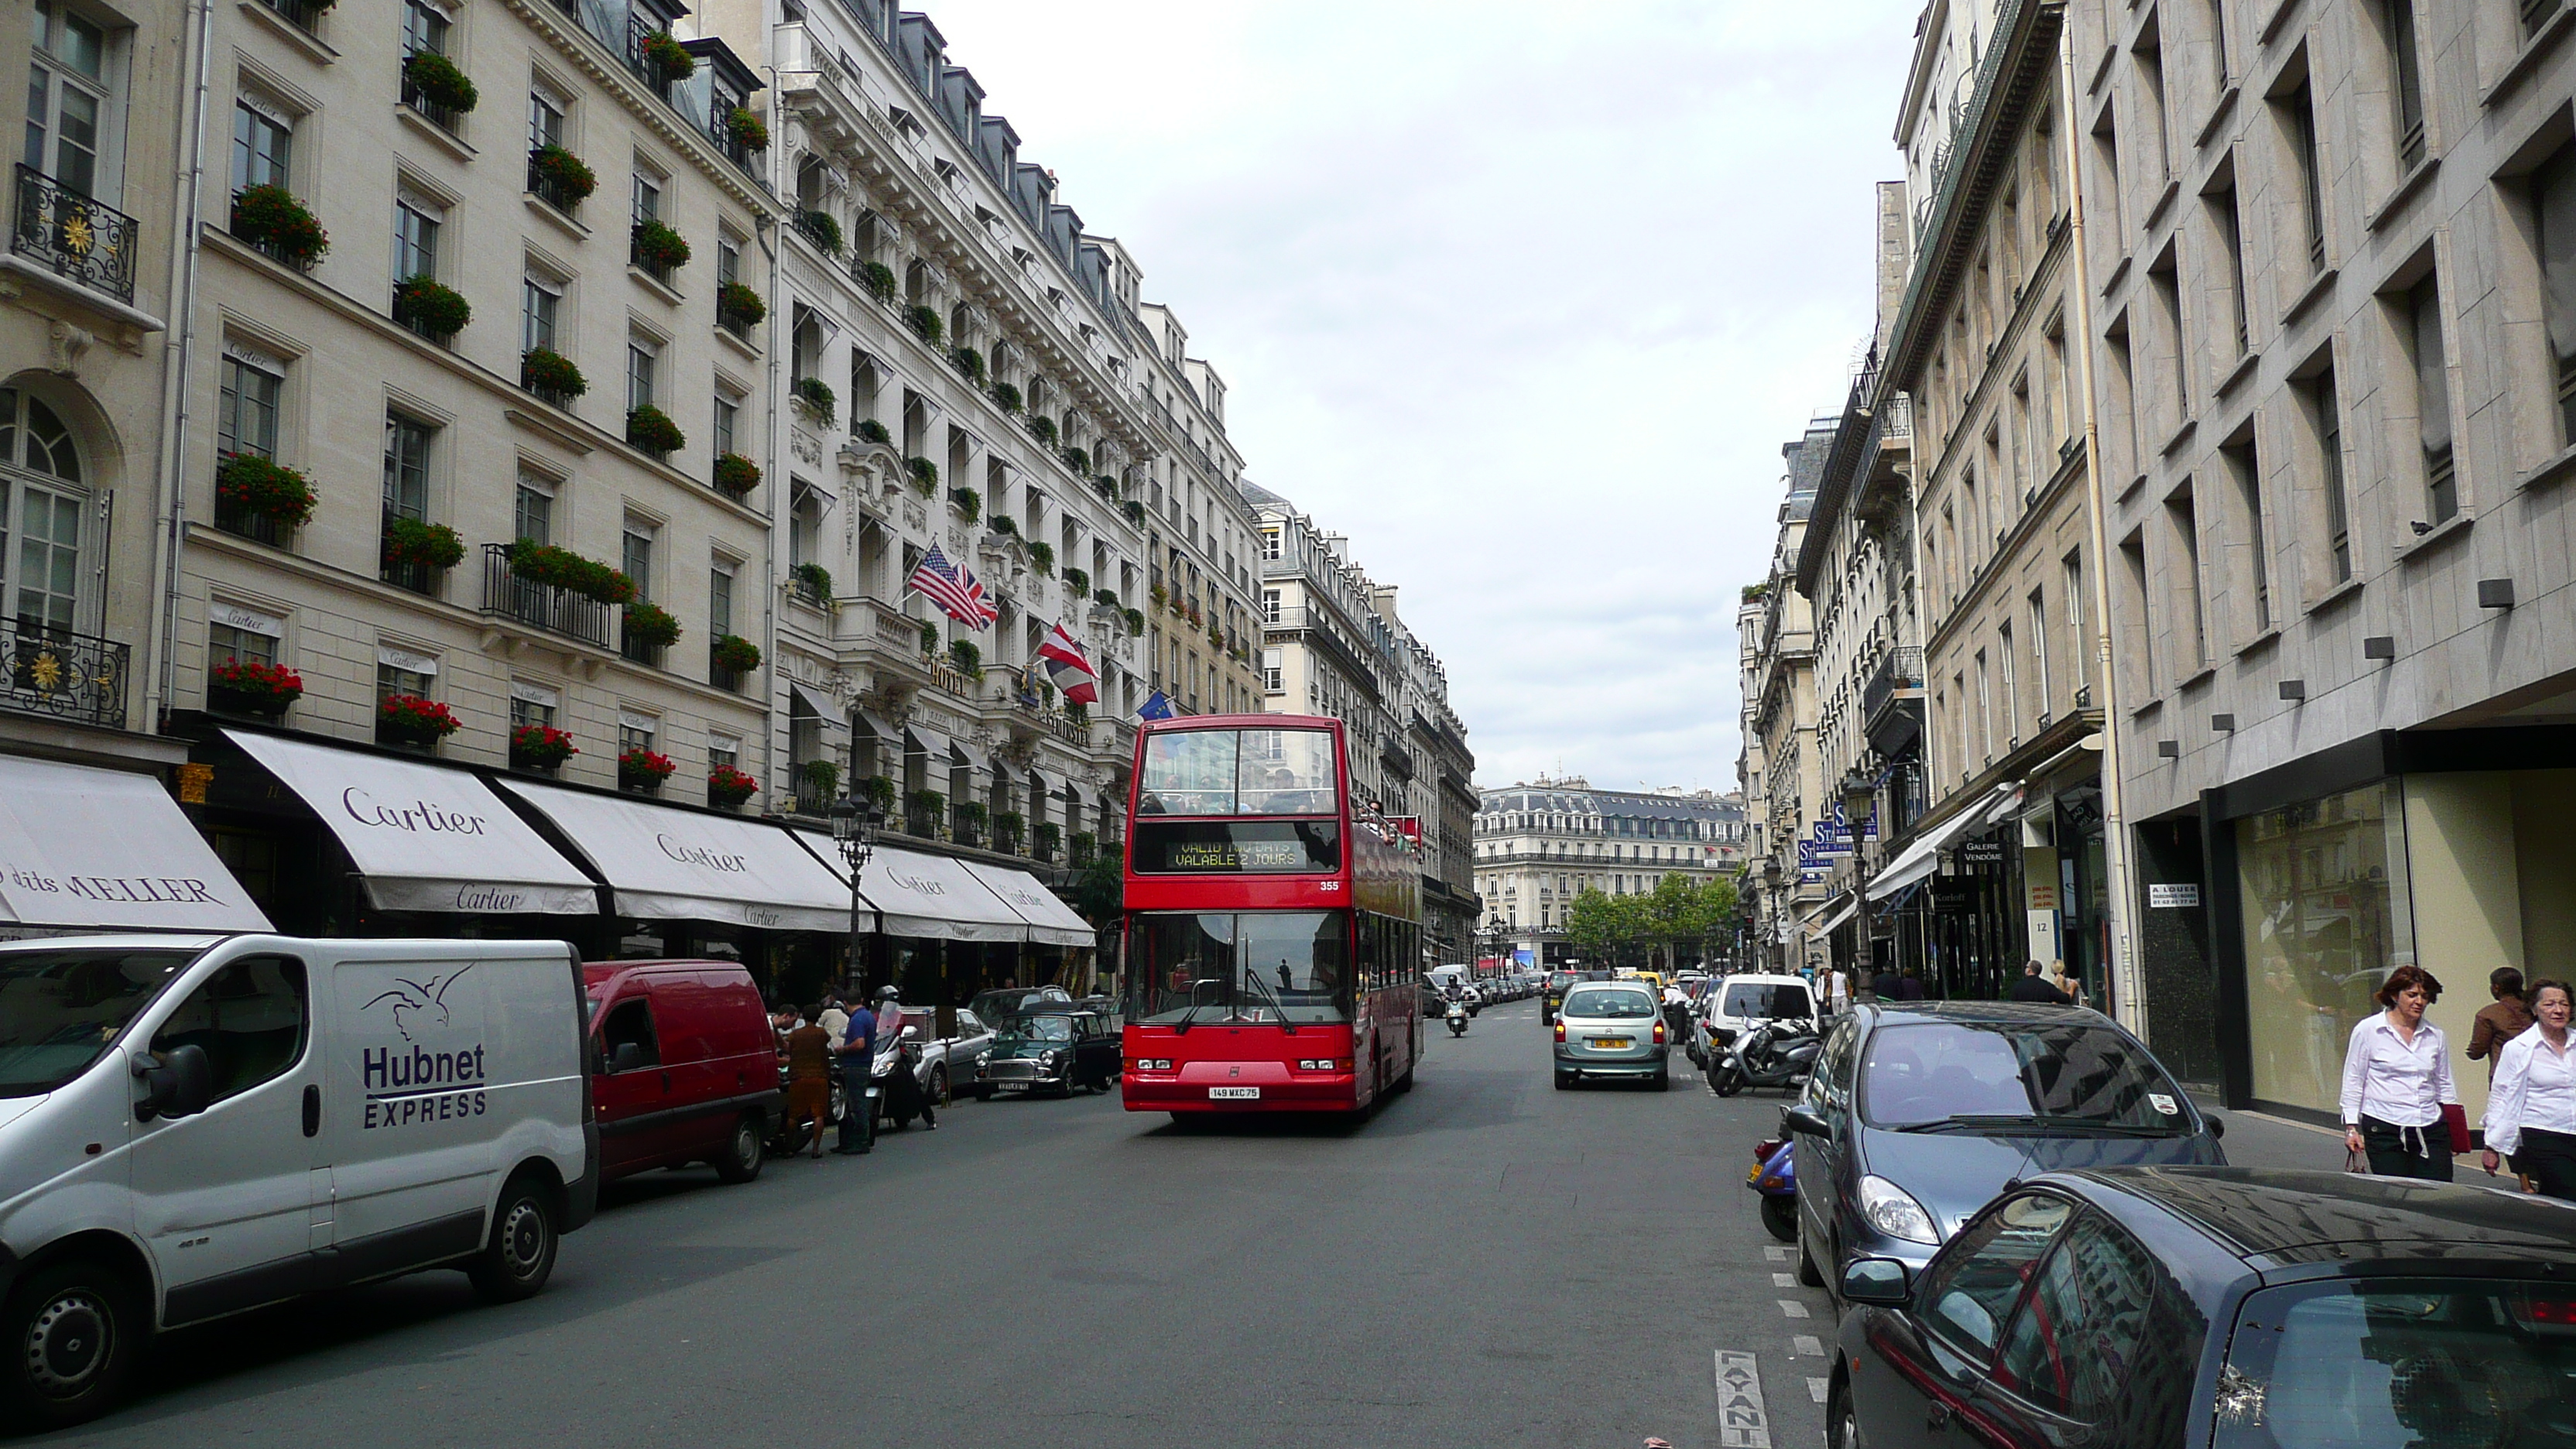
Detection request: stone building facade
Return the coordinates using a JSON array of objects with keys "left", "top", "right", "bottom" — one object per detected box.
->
[
  {"left": 1473, "top": 779, "right": 1745, "bottom": 969},
  {"left": 1740, "top": 421, "right": 1832, "bottom": 974}
]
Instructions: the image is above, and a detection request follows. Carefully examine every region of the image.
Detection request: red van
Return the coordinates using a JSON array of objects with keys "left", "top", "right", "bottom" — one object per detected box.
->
[{"left": 584, "top": 959, "right": 782, "bottom": 1184}]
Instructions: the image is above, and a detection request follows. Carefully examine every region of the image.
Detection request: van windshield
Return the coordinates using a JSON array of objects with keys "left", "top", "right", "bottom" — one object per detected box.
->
[{"left": 0, "top": 947, "right": 204, "bottom": 1098}]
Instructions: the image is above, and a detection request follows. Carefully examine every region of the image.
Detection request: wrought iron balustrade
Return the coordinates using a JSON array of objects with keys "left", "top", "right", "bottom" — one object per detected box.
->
[
  {"left": 399, "top": 53, "right": 460, "bottom": 131},
  {"left": 527, "top": 153, "right": 582, "bottom": 214},
  {"left": 12, "top": 165, "right": 136, "bottom": 304},
  {"left": 480, "top": 543, "right": 611, "bottom": 646},
  {"left": 0, "top": 622, "right": 129, "bottom": 730},
  {"left": 254, "top": 0, "right": 327, "bottom": 29},
  {"left": 618, "top": 616, "right": 665, "bottom": 669}
]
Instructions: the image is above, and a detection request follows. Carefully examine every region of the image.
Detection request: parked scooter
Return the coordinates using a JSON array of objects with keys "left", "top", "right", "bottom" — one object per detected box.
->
[
  {"left": 1711, "top": 1017, "right": 1822, "bottom": 1097},
  {"left": 1745, "top": 1136, "right": 1797, "bottom": 1242},
  {"left": 1446, "top": 998, "right": 1469, "bottom": 1037}
]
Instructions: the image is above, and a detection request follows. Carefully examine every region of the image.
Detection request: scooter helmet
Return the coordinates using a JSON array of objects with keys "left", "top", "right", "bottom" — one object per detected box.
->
[{"left": 873, "top": 985, "right": 900, "bottom": 1002}]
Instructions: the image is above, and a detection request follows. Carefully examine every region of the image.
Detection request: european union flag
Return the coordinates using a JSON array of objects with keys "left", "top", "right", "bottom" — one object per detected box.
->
[{"left": 1138, "top": 690, "right": 1175, "bottom": 721}]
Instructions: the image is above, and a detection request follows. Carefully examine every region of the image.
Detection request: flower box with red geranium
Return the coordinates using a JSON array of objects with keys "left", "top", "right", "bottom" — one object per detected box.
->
[
  {"left": 210, "top": 658, "right": 303, "bottom": 718},
  {"left": 510, "top": 724, "right": 577, "bottom": 772},
  {"left": 707, "top": 764, "right": 758, "bottom": 809},
  {"left": 378, "top": 694, "right": 460, "bottom": 748},
  {"left": 618, "top": 748, "right": 677, "bottom": 792}
]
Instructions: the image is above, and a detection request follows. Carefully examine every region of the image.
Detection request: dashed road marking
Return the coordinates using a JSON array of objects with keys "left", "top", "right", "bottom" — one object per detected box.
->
[
  {"left": 1808, "top": 1378, "right": 1829, "bottom": 1404},
  {"left": 1771, "top": 1272, "right": 1796, "bottom": 1288},
  {"left": 1776, "top": 1300, "right": 1811, "bottom": 1319},
  {"left": 1793, "top": 1334, "right": 1823, "bottom": 1356},
  {"left": 1764, "top": 1246, "right": 1791, "bottom": 1262},
  {"left": 1715, "top": 1349, "right": 1772, "bottom": 1449}
]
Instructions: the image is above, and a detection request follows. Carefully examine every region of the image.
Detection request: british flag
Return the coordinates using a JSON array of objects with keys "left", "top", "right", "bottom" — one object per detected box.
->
[
  {"left": 1034, "top": 622, "right": 1099, "bottom": 705},
  {"left": 907, "top": 544, "right": 996, "bottom": 627}
]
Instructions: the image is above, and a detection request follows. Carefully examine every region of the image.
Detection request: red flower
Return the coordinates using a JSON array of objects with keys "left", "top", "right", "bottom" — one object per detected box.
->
[
  {"left": 511, "top": 724, "right": 578, "bottom": 766},
  {"left": 618, "top": 748, "right": 677, "bottom": 781},
  {"left": 211, "top": 657, "right": 304, "bottom": 702},
  {"left": 708, "top": 764, "right": 759, "bottom": 793},
  {"left": 378, "top": 694, "right": 461, "bottom": 736}
]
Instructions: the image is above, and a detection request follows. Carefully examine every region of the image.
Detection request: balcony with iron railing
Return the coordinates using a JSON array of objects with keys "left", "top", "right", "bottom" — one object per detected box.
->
[
  {"left": 11, "top": 165, "right": 137, "bottom": 305},
  {"left": 480, "top": 543, "right": 611, "bottom": 647},
  {"left": 1862, "top": 646, "right": 1927, "bottom": 757},
  {"left": 618, "top": 615, "right": 664, "bottom": 670},
  {"left": 252, "top": 0, "right": 327, "bottom": 30},
  {"left": 527, "top": 152, "right": 582, "bottom": 215},
  {"left": 0, "top": 622, "right": 130, "bottom": 731},
  {"left": 399, "top": 51, "right": 461, "bottom": 132}
]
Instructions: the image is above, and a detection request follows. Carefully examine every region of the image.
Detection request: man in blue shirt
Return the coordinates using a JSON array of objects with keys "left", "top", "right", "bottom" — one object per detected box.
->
[{"left": 832, "top": 993, "right": 876, "bottom": 1154}]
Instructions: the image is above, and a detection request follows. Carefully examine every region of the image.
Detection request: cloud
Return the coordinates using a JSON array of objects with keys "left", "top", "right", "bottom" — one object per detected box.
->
[{"left": 922, "top": 0, "right": 1918, "bottom": 791}]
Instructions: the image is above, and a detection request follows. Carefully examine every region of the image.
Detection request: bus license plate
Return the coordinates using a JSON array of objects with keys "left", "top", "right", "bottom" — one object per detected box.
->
[
  {"left": 1591, "top": 1038, "right": 1632, "bottom": 1050},
  {"left": 1209, "top": 1086, "right": 1261, "bottom": 1100}
]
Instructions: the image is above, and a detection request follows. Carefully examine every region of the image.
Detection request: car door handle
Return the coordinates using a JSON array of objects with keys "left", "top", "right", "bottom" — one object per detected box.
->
[
  {"left": 659, "top": 1071, "right": 673, "bottom": 1094},
  {"left": 1927, "top": 1400, "right": 1953, "bottom": 1432},
  {"left": 302, "top": 1084, "right": 320, "bottom": 1138}
]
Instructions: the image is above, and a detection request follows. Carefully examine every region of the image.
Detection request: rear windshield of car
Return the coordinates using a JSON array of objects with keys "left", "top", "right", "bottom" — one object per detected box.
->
[
  {"left": 1724, "top": 982, "right": 1813, "bottom": 1019},
  {"left": 1561, "top": 986, "right": 1656, "bottom": 1019},
  {"left": 1858, "top": 1021, "right": 2192, "bottom": 1133},
  {"left": 2214, "top": 1279, "right": 2576, "bottom": 1449}
]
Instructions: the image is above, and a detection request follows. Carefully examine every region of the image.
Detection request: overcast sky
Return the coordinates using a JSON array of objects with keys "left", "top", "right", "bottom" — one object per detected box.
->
[{"left": 923, "top": 2, "right": 1920, "bottom": 796}]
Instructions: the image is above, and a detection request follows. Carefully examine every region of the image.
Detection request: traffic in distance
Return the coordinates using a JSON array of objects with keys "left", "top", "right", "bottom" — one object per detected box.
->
[{"left": 2, "top": 716, "right": 2571, "bottom": 1441}]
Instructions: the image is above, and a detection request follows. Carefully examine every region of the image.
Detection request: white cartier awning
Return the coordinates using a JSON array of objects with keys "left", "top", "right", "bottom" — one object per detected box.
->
[
  {"left": 960, "top": 862, "right": 1094, "bottom": 947},
  {"left": 1865, "top": 783, "right": 2022, "bottom": 902},
  {"left": 498, "top": 780, "right": 859, "bottom": 932},
  {"left": 794, "top": 835, "right": 1026, "bottom": 942},
  {"left": 0, "top": 756, "right": 271, "bottom": 931},
  {"left": 228, "top": 732, "right": 599, "bottom": 916}
]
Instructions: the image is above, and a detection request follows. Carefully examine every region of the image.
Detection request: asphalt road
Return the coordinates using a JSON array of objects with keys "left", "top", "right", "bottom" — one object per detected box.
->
[
  {"left": 40, "top": 1001, "right": 1841, "bottom": 1449},
  {"left": 39, "top": 1002, "right": 2338, "bottom": 1449}
]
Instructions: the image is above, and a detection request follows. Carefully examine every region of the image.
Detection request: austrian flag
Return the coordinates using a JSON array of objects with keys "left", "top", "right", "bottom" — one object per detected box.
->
[{"left": 1036, "top": 622, "right": 1099, "bottom": 705}]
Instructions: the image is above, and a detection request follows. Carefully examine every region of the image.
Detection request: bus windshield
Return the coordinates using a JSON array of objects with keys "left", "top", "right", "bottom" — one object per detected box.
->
[
  {"left": 1136, "top": 728, "right": 1338, "bottom": 817},
  {"left": 1128, "top": 911, "right": 1349, "bottom": 1024}
]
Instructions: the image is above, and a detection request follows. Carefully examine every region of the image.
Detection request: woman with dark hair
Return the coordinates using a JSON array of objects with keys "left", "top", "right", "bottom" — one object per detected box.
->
[
  {"left": 2484, "top": 978, "right": 2576, "bottom": 1200},
  {"left": 2339, "top": 964, "right": 2460, "bottom": 1180}
]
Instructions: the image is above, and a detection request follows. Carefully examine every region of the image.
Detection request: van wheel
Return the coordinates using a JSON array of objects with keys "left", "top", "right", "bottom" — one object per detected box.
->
[
  {"left": 713, "top": 1113, "right": 765, "bottom": 1184},
  {"left": 468, "top": 1175, "right": 559, "bottom": 1303},
  {"left": 0, "top": 1259, "right": 138, "bottom": 1431}
]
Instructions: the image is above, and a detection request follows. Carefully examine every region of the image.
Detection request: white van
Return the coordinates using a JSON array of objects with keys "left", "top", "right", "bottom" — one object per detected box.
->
[{"left": 0, "top": 934, "right": 597, "bottom": 1429}]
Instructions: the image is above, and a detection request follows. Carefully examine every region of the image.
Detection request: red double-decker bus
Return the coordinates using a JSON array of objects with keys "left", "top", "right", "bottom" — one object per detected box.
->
[{"left": 1119, "top": 714, "right": 1422, "bottom": 1115}]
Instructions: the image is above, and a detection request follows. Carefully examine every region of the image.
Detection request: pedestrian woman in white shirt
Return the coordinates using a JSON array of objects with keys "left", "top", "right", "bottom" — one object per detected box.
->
[
  {"left": 2484, "top": 978, "right": 2576, "bottom": 1201},
  {"left": 2340, "top": 964, "right": 2460, "bottom": 1181}
]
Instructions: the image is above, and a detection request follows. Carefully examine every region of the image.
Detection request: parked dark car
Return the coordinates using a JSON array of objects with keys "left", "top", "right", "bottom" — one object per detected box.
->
[
  {"left": 1828, "top": 1166, "right": 2576, "bottom": 1449},
  {"left": 974, "top": 1007, "right": 1121, "bottom": 1097},
  {"left": 968, "top": 985, "right": 1071, "bottom": 1025},
  {"left": 1784, "top": 1001, "right": 2223, "bottom": 1293},
  {"left": 1542, "top": 968, "right": 1611, "bottom": 1023}
]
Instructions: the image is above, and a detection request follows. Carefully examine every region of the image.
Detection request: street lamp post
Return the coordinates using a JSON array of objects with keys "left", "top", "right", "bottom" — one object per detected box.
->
[{"left": 827, "top": 794, "right": 886, "bottom": 993}]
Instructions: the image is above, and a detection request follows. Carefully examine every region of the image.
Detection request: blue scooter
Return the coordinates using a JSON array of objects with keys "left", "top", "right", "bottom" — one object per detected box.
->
[{"left": 1746, "top": 1136, "right": 1797, "bottom": 1242}]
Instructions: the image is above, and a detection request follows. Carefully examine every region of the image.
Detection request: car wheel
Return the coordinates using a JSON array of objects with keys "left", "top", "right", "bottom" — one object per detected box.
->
[
  {"left": 0, "top": 1258, "right": 139, "bottom": 1431},
  {"left": 1650, "top": 1067, "right": 1670, "bottom": 1091},
  {"left": 930, "top": 1065, "right": 951, "bottom": 1108},
  {"left": 1760, "top": 1194, "right": 1797, "bottom": 1242},
  {"left": 1826, "top": 1379, "right": 1858, "bottom": 1449},
  {"left": 1797, "top": 1221, "right": 1825, "bottom": 1288},
  {"left": 1552, "top": 1070, "right": 1573, "bottom": 1090},
  {"left": 712, "top": 1112, "right": 765, "bottom": 1184},
  {"left": 467, "top": 1173, "right": 559, "bottom": 1303},
  {"left": 974, "top": 1084, "right": 994, "bottom": 1101}
]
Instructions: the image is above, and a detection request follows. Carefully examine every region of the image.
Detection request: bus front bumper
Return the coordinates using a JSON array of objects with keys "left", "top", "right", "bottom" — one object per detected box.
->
[{"left": 1122, "top": 1070, "right": 1356, "bottom": 1112}]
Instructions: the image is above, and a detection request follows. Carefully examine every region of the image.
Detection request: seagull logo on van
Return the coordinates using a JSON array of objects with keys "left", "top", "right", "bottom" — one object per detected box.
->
[{"left": 362, "top": 966, "right": 472, "bottom": 1042}]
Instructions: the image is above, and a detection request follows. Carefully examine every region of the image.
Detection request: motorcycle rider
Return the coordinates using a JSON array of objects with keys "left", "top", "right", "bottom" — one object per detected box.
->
[
  {"left": 874, "top": 984, "right": 937, "bottom": 1131},
  {"left": 1442, "top": 979, "right": 1469, "bottom": 1035}
]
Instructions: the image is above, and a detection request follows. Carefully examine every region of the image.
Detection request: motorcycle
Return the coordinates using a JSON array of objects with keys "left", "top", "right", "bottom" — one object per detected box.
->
[
  {"left": 1445, "top": 999, "right": 1469, "bottom": 1037},
  {"left": 1712, "top": 1017, "right": 1822, "bottom": 1098},
  {"left": 1745, "top": 1136, "right": 1797, "bottom": 1242}
]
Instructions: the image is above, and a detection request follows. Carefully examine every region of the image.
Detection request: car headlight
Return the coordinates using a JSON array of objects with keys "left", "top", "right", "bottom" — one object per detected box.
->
[
  {"left": 1043, "top": 1049, "right": 1067, "bottom": 1067},
  {"left": 1857, "top": 1175, "right": 1941, "bottom": 1245}
]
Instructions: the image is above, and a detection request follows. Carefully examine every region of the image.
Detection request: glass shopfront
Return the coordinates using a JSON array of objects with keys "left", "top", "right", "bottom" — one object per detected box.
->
[{"left": 2235, "top": 781, "right": 2414, "bottom": 1115}]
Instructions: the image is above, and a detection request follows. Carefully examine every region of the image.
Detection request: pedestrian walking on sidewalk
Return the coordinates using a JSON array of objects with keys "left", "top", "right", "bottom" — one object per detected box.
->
[
  {"left": 2009, "top": 960, "right": 2074, "bottom": 1005},
  {"left": 834, "top": 993, "right": 876, "bottom": 1155},
  {"left": 2341, "top": 965, "right": 2461, "bottom": 1182},
  {"left": 2484, "top": 979, "right": 2576, "bottom": 1201},
  {"left": 2467, "top": 968, "right": 2533, "bottom": 1084},
  {"left": 784, "top": 1006, "right": 834, "bottom": 1160}
]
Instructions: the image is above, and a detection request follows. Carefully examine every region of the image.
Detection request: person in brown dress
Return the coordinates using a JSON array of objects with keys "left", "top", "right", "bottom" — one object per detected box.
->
[
  {"left": 2468, "top": 968, "right": 2534, "bottom": 1082},
  {"left": 783, "top": 1005, "right": 834, "bottom": 1160}
]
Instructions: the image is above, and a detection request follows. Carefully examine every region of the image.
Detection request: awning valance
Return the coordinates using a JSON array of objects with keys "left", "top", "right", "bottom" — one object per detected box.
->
[
  {"left": 1809, "top": 894, "right": 1861, "bottom": 938},
  {"left": 1865, "top": 783, "right": 2020, "bottom": 902},
  {"left": 226, "top": 731, "right": 596, "bottom": 915},
  {"left": 498, "top": 780, "right": 859, "bottom": 932},
  {"left": 961, "top": 862, "right": 1094, "bottom": 947},
  {"left": 793, "top": 835, "right": 1026, "bottom": 942},
  {"left": 0, "top": 755, "right": 270, "bottom": 931}
]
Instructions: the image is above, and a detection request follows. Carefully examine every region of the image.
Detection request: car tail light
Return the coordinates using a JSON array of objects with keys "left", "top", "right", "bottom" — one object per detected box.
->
[
  {"left": 1553, "top": 1019, "right": 1566, "bottom": 1043},
  {"left": 1753, "top": 1138, "right": 1781, "bottom": 1162},
  {"left": 1653, "top": 1019, "right": 1667, "bottom": 1044}
]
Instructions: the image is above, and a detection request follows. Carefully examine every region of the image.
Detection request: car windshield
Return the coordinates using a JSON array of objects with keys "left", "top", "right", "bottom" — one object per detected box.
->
[
  {"left": 1004, "top": 1016, "right": 1074, "bottom": 1041},
  {"left": 0, "top": 947, "right": 204, "bottom": 1098},
  {"left": 2214, "top": 1279, "right": 2576, "bottom": 1449},
  {"left": 1562, "top": 986, "right": 1656, "bottom": 1020},
  {"left": 1858, "top": 1021, "right": 2193, "bottom": 1132},
  {"left": 1125, "top": 911, "right": 1351, "bottom": 1024},
  {"left": 1725, "top": 982, "right": 1813, "bottom": 1019},
  {"left": 1136, "top": 728, "right": 1338, "bottom": 816}
]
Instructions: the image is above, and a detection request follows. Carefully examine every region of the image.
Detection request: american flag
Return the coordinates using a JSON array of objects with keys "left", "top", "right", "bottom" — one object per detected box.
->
[{"left": 907, "top": 544, "right": 995, "bottom": 627}]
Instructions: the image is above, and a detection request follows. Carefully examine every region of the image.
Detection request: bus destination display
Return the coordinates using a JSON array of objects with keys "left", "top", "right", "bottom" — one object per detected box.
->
[{"left": 1132, "top": 820, "right": 1341, "bottom": 874}]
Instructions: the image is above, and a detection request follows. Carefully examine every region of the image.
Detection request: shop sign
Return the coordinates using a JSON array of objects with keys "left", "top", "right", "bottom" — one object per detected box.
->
[
  {"left": 1958, "top": 836, "right": 2006, "bottom": 866},
  {"left": 2148, "top": 882, "right": 2201, "bottom": 908}
]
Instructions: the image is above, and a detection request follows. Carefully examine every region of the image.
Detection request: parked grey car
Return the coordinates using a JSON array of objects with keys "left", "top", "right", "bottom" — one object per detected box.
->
[
  {"left": 1783, "top": 1001, "right": 2225, "bottom": 1296},
  {"left": 1551, "top": 980, "right": 1670, "bottom": 1089},
  {"left": 878, "top": 1005, "right": 995, "bottom": 1109}
]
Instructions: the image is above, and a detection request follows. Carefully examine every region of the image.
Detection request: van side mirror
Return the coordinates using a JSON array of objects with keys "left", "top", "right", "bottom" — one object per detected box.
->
[
  {"left": 136, "top": 1043, "right": 213, "bottom": 1121},
  {"left": 609, "top": 1041, "right": 645, "bottom": 1074},
  {"left": 1783, "top": 1104, "right": 1831, "bottom": 1139},
  {"left": 1840, "top": 1257, "right": 1913, "bottom": 1307}
]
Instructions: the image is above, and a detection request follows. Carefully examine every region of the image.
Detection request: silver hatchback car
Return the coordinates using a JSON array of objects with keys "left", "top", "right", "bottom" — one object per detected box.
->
[{"left": 1552, "top": 981, "right": 1670, "bottom": 1090}]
